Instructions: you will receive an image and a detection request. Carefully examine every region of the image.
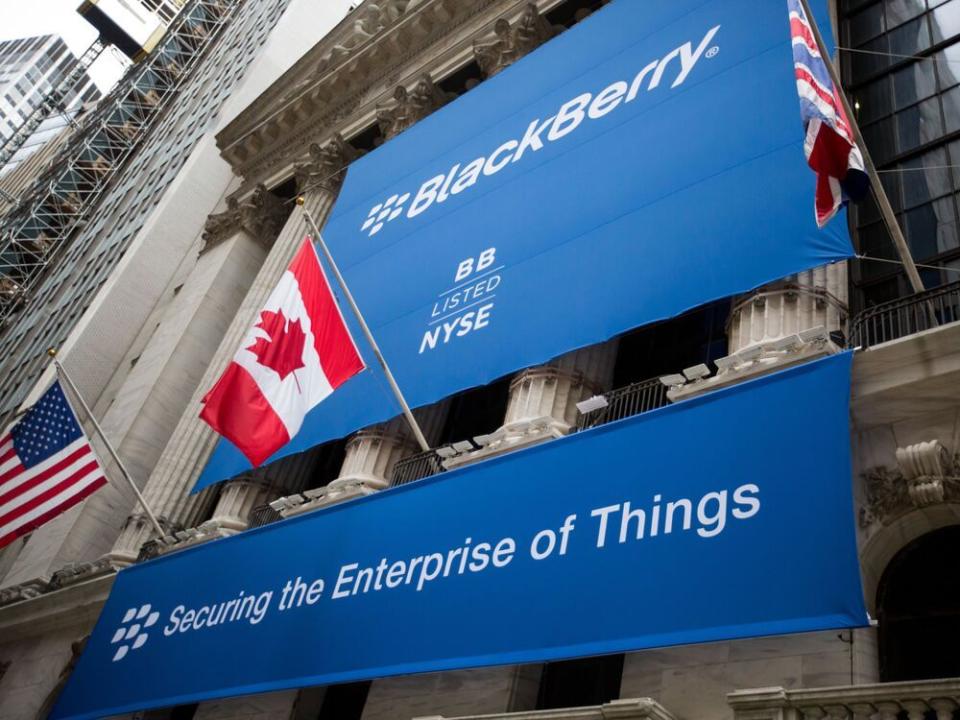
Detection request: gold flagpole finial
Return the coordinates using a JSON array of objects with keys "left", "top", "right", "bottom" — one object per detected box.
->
[
  {"left": 46, "top": 347, "right": 57, "bottom": 358},
  {"left": 295, "top": 196, "right": 305, "bottom": 206}
]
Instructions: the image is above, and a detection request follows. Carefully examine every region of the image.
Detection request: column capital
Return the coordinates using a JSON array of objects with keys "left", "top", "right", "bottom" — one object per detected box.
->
[
  {"left": 201, "top": 183, "right": 287, "bottom": 253},
  {"left": 293, "top": 133, "right": 358, "bottom": 197},
  {"left": 474, "top": 3, "right": 561, "bottom": 78},
  {"left": 376, "top": 74, "right": 456, "bottom": 141}
]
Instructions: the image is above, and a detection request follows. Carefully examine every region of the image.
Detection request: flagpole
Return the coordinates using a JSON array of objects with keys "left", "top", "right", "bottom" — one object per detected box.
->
[
  {"left": 48, "top": 349, "right": 166, "bottom": 538},
  {"left": 297, "top": 199, "right": 432, "bottom": 453},
  {"left": 798, "top": 0, "right": 925, "bottom": 294}
]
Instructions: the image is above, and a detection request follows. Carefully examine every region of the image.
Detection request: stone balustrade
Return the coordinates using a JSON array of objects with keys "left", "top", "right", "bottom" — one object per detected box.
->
[
  {"left": 728, "top": 679, "right": 960, "bottom": 720},
  {"left": 414, "top": 698, "right": 678, "bottom": 720}
]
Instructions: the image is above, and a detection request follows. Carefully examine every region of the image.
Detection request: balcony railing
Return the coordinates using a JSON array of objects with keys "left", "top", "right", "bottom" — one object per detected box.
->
[
  {"left": 576, "top": 376, "right": 669, "bottom": 431},
  {"left": 248, "top": 503, "right": 282, "bottom": 528},
  {"left": 390, "top": 449, "right": 445, "bottom": 487},
  {"left": 728, "top": 678, "right": 960, "bottom": 720},
  {"left": 849, "top": 280, "right": 960, "bottom": 350}
]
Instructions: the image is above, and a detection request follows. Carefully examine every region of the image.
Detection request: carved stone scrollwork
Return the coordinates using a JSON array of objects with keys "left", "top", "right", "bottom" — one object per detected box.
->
[
  {"left": 293, "top": 134, "right": 359, "bottom": 196},
  {"left": 474, "top": 3, "right": 561, "bottom": 78},
  {"left": 200, "top": 183, "right": 287, "bottom": 253},
  {"left": 860, "top": 441, "right": 960, "bottom": 528},
  {"left": 0, "top": 579, "right": 49, "bottom": 607},
  {"left": 323, "top": 1, "right": 416, "bottom": 70},
  {"left": 49, "top": 557, "right": 119, "bottom": 589},
  {"left": 376, "top": 74, "right": 456, "bottom": 140}
]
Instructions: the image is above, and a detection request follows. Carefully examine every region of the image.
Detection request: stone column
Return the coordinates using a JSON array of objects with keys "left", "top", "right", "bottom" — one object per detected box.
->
[
  {"left": 1, "top": 184, "right": 287, "bottom": 588},
  {"left": 727, "top": 263, "right": 848, "bottom": 353},
  {"left": 282, "top": 403, "right": 449, "bottom": 515},
  {"left": 501, "top": 340, "right": 619, "bottom": 438},
  {"left": 208, "top": 448, "right": 319, "bottom": 534},
  {"left": 109, "top": 136, "right": 356, "bottom": 563}
]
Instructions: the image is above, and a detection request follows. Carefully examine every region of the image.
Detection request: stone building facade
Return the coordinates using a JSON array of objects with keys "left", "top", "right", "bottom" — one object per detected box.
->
[{"left": 1, "top": 1, "right": 960, "bottom": 719}]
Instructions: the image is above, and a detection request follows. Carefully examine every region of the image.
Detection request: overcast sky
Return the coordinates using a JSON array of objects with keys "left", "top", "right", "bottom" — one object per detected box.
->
[
  {"left": 0, "top": 0, "right": 355, "bottom": 92},
  {"left": 0, "top": 0, "right": 129, "bottom": 89}
]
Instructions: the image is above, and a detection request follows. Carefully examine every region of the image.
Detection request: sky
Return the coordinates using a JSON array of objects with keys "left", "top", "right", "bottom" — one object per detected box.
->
[
  {"left": 0, "top": 0, "right": 131, "bottom": 90},
  {"left": 0, "top": 0, "right": 355, "bottom": 92}
]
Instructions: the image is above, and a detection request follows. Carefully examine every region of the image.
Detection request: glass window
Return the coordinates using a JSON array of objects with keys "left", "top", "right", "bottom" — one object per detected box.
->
[
  {"left": 904, "top": 195, "right": 960, "bottom": 257},
  {"left": 852, "top": 5, "right": 886, "bottom": 46},
  {"left": 901, "top": 148, "right": 951, "bottom": 207},
  {"left": 896, "top": 96, "right": 944, "bottom": 152},
  {"left": 893, "top": 60, "right": 937, "bottom": 108},
  {"left": 930, "top": 0, "right": 960, "bottom": 43},
  {"left": 886, "top": 0, "right": 927, "bottom": 28},
  {"left": 936, "top": 45, "right": 960, "bottom": 90},
  {"left": 859, "top": 76, "right": 895, "bottom": 122},
  {"left": 864, "top": 116, "right": 899, "bottom": 162},
  {"left": 888, "top": 15, "right": 931, "bottom": 56}
]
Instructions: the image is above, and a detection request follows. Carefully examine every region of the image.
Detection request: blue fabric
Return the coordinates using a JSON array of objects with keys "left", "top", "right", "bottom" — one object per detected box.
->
[
  {"left": 197, "top": 0, "right": 849, "bottom": 490},
  {"left": 11, "top": 382, "right": 83, "bottom": 468},
  {"left": 53, "top": 353, "right": 867, "bottom": 720}
]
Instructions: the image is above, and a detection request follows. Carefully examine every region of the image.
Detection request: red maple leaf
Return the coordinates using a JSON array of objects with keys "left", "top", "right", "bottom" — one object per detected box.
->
[{"left": 247, "top": 309, "right": 307, "bottom": 382}]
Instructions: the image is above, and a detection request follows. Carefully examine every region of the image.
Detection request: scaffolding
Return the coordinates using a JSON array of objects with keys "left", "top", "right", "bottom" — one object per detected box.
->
[{"left": 0, "top": 0, "right": 239, "bottom": 329}]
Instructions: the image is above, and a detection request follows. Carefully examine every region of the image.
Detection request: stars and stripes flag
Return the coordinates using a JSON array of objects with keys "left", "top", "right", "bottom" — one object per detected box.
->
[
  {"left": 0, "top": 381, "right": 108, "bottom": 549},
  {"left": 789, "top": 0, "right": 869, "bottom": 227}
]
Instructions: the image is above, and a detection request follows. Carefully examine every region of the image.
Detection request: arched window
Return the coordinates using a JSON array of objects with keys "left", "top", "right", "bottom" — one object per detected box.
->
[{"left": 877, "top": 525, "right": 960, "bottom": 681}]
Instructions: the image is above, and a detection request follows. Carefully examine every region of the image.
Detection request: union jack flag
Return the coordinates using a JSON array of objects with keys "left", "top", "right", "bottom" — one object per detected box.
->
[{"left": 789, "top": 0, "right": 869, "bottom": 227}]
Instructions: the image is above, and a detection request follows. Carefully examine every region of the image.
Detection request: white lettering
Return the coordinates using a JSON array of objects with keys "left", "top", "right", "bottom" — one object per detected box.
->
[
  {"left": 588, "top": 81, "right": 628, "bottom": 119},
  {"left": 548, "top": 93, "right": 591, "bottom": 141}
]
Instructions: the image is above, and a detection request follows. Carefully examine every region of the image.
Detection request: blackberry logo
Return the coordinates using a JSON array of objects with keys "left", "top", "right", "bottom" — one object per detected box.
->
[
  {"left": 357, "top": 23, "right": 720, "bottom": 237},
  {"left": 110, "top": 603, "right": 160, "bottom": 662},
  {"left": 360, "top": 192, "right": 410, "bottom": 236}
]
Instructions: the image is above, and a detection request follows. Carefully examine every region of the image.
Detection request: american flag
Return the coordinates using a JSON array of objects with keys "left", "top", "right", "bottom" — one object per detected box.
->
[
  {"left": 0, "top": 381, "right": 107, "bottom": 549},
  {"left": 789, "top": 0, "right": 869, "bottom": 227}
]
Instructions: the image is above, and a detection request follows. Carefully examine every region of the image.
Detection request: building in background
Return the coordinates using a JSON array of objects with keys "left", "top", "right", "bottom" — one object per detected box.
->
[
  {"left": 0, "top": 35, "right": 100, "bottom": 177},
  {"left": 841, "top": 0, "right": 960, "bottom": 307},
  {"left": 0, "top": 1, "right": 959, "bottom": 719}
]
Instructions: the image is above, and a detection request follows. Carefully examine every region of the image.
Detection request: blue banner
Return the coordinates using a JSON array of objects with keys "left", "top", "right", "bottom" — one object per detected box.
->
[
  {"left": 197, "top": 0, "right": 852, "bottom": 488},
  {"left": 55, "top": 354, "right": 866, "bottom": 720}
]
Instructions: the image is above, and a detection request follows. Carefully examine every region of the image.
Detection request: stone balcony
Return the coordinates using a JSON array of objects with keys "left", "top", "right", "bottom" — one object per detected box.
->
[
  {"left": 414, "top": 698, "right": 678, "bottom": 720},
  {"left": 728, "top": 679, "right": 960, "bottom": 720}
]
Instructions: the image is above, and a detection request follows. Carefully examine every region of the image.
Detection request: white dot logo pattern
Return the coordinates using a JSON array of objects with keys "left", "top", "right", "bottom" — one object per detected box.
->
[
  {"left": 360, "top": 192, "right": 410, "bottom": 237},
  {"left": 110, "top": 604, "right": 159, "bottom": 662}
]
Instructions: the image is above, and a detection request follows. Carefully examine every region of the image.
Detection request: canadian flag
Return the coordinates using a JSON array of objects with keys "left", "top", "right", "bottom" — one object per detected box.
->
[{"left": 200, "top": 238, "right": 365, "bottom": 467}]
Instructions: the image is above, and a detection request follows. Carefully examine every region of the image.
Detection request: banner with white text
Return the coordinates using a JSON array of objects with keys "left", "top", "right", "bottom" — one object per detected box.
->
[
  {"left": 54, "top": 353, "right": 867, "bottom": 719},
  {"left": 196, "top": 0, "right": 852, "bottom": 489}
]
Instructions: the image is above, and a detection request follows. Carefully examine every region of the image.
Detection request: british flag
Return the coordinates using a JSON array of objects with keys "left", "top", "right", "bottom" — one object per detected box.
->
[{"left": 789, "top": 0, "right": 869, "bottom": 227}]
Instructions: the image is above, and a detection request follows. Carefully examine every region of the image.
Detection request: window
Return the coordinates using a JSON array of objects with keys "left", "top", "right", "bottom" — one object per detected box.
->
[{"left": 536, "top": 655, "right": 624, "bottom": 710}]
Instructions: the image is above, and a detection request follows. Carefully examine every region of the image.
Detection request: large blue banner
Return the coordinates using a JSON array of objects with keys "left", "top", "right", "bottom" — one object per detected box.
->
[
  {"left": 198, "top": 0, "right": 852, "bottom": 488},
  {"left": 55, "top": 354, "right": 866, "bottom": 719}
]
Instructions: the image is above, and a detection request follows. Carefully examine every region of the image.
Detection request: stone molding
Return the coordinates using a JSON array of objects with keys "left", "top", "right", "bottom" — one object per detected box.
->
[
  {"left": 860, "top": 441, "right": 960, "bottom": 529},
  {"left": 217, "top": 0, "right": 520, "bottom": 185},
  {"left": 728, "top": 678, "right": 960, "bottom": 720},
  {"left": 49, "top": 558, "right": 121, "bottom": 590},
  {"left": 376, "top": 73, "right": 456, "bottom": 139},
  {"left": 414, "top": 698, "right": 678, "bottom": 720},
  {"left": 0, "top": 578, "right": 49, "bottom": 608},
  {"left": 473, "top": 3, "right": 561, "bottom": 78},
  {"left": 0, "top": 573, "right": 113, "bottom": 643},
  {"left": 200, "top": 183, "right": 287, "bottom": 253}
]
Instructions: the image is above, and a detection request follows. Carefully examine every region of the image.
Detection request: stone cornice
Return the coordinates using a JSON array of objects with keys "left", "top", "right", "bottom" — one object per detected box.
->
[
  {"left": 216, "top": 0, "right": 569, "bottom": 191},
  {"left": 0, "top": 573, "right": 113, "bottom": 643}
]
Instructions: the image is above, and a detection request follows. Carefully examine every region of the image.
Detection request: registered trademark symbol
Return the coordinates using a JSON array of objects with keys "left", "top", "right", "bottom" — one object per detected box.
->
[{"left": 706, "top": 46, "right": 720, "bottom": 58}]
